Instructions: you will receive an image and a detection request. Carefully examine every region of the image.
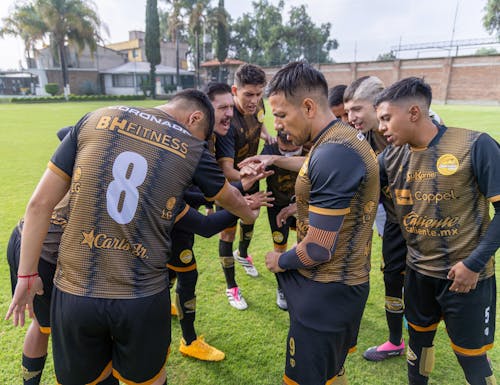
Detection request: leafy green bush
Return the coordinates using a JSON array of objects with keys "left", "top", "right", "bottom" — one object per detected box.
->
[{"left": 45, "top": 83, "right": 60, "bottom": 96}]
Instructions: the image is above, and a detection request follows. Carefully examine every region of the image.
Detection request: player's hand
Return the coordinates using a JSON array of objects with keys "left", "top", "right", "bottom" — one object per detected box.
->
[
  {"left": 240, "top": 168, "right": 274, "bottom": 192},
  {"left": 244, "top": 191, "right": 274, "bottom": 210},
  {"left": 265, "top": 251, "right": 285, "bottom": 273},
  {"left": 5, "top": 275, "right": 43, "bottom": 327},
  {"left": 447, "top": 262, "right": 479, "bottom": 293},
  {"left": 276, "top": 203, "right": 297, "bottom": 228},
  {"left": 238, "top": 155, "right": 276, "bottom": 172}
]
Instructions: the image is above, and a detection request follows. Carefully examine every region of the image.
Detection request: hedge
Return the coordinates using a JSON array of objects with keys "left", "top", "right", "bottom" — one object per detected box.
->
[{"left": 10, "top": 94, "right": 147, "bottom": 103}]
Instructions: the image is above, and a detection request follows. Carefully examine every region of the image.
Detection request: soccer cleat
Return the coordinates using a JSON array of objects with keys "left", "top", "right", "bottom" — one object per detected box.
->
[
  {"left": 171, "top": 303, "right": 178, "bottom": 316},
  {"left": 179, "top": 336, "right": 225, "bottom": 361},
  {"left": 276, "top": 288, "right": 288, "bottom": 310},
  {"left": 233, "top": 250, "right": 259, "bottom": 277},
  {"left": 225, "top": 287, "right": 248, "bottom": 310},
  {"left": 363, "top": 340, "right": 405, "bottom": 361}
]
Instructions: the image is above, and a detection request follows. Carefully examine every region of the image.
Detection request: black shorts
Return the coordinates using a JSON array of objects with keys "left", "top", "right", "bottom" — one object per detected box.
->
[
  {"left": 7, "top": 226, "right": 55, "bottom": 333},
  {"left": 278, "top": 270, "right": 369, "bottom": 384},
  {"left": 381, "top": 220, "right": 406, "bottom": 276},
  {"left": 51, "top": 287, "right": 171, "bottom": 384},
  {"left": 267, "top": 205, "right": 296, "bottom": 248},
  {"left": 167, "top": 233, "right": 196, "bottom": 273},
  {"left": 405, "top": 267, "right": 496, "bottom": 355}
]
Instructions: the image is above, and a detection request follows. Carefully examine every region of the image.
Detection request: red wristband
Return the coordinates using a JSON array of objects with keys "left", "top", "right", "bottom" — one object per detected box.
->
[
  {"left": 17, "top": 273, "right": 39, "bottom": 290},
  {"left": 17, "top": 273, "right": 39, "bottom": 279}
]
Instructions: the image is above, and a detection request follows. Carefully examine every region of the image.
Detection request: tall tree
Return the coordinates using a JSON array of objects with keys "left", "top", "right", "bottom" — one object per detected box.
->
[
  {"left": 285, "top": 4, "right": 337, "bottom": 64},
  {"left": 38, "top": 0, "right": 103, "bottom": 98},
  {"left": 1, "top": 0, "right": 103, "bottom": 98},
  {"left": 215, "top": 0, "right": 229, "bottom": 64},
  {"left": 146, "top": 0, "right": 161, "bottom": 98},
  {"left": 229, "top": 0, "right": 337, "bottom": 66},
  {"left": 483, "top": 0, "right": 500, "bottom": 39},
  {"left": 0, "top": 4, "right": 46, "bottom": 68}
]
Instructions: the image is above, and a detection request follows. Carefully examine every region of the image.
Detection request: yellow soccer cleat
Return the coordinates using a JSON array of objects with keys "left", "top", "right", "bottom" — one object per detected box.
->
[{"left": 179, "top": 336, "right": 225, "bottom": 361}]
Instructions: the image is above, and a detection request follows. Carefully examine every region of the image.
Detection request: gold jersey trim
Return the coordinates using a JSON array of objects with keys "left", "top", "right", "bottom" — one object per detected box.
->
[
  {"left": 489, "top": 194, "right": 500, "bottom": 203},
  {"left": 47, "top": 161, "right": 71, "bottom": 182},
  {"left": 174, "top": 204, "right": 190, "bottom": 224},
  {"left": 166, "top": 264, "right": 197, "bottom": 272},
  {"left": 309, "top": 205, "right": 350, "bottom": 216},
  {"left": 206, "top": 179, "right": 230, "bottom": 202},
  {"left": 451, "top": 342, "right": 494, "bottom": 356}
]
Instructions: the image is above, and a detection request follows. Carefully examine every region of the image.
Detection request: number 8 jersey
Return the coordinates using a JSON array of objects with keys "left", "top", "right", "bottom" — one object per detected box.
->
[{"left": 49, "top": 106, "right": 227, "bottom": 299}]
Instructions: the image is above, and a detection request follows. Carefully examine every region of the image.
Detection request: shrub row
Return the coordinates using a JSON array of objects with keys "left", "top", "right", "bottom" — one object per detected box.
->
[{"left": 10, "top": 94, "right": 147, "bottom": 103}]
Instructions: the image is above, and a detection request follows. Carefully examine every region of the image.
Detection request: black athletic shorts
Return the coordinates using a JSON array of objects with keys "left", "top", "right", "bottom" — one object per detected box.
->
[
  {"left": 51, "top": 287, "right": 171, "bottom": 384},
  {"left": 167, "top": 232, "right": 196, "bottom": 273},
  {"left": 278, "top": 270, "right": 369, "bottom": 384},
  {"left": 381, "top": 220, "right": 406, "bottom": 276},
  {"left": 7, "top": 226, "right": 56, "bottom": 333},
  {"left": 405, "top": 267, "right": 496, "bottom": 356},
  {"left": 267, "top": 205, "right": 296, "bottom": 249}
]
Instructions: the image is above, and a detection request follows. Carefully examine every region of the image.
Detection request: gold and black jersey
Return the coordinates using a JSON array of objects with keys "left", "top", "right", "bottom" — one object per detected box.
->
[
  {"left": 381, "top": 127, "right": 495, "bottom": 280},
  {"left": 50, "top": 106, "right": 210, "bottom": 299},
  {"left": 231, "top": 101, "right": 264, "bottom": 167},
  {"left": 295, "top": 120, "right": 380, "bottom": 285}
]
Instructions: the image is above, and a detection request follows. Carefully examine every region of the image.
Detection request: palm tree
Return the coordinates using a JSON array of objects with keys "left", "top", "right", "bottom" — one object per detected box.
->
[
  {"left": 0, "top": 3, "right": 46, "bottom": 68},
  {"left": 36, "top": 0, "right": 104, "bottom": 98}
]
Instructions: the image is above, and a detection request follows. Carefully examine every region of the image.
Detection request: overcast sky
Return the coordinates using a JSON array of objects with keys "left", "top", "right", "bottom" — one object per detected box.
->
[{"left": 0, "top": 0, "right": 497, "bottom": 70}]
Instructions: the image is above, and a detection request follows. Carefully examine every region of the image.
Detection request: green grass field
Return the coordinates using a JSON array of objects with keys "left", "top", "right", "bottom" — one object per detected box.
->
[{"left": 0, "top": 101, "right": 498, "bottom": 384}]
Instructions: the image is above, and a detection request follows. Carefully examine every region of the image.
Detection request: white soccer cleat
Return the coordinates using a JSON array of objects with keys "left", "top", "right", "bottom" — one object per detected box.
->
[
  {"left": 226, "top": 287, "right": 248, "bottom": 310},
  {"left": 233, "top": 250, "right": 259, "bottom": 277}
]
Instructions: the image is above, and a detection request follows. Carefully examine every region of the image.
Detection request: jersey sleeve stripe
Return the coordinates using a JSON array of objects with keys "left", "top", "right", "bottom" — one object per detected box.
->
[
  {"left": 174, "top": 204, "right": 190, "bottom": 224},
  {"left": 47, "top": 161, "right": 71, "bottom": 182},
  {"left": 217, "top": 157, "right": 234, "bottom": 163},
  {"left": 488, "top": 194, "right": 500, "bottom": 203},
  {"left": 309, "top": 205, "right": 350, "bottom": 216},
  {"left": 205, "top": 180, "right": 230, "bottom": 202}
]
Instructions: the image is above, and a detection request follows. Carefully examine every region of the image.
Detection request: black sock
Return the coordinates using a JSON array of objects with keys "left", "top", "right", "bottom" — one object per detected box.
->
[
  {"left": 177, "top": 270, "right": 198, "bottom": 345},
  {"left": 219, "top": 240, "right": 236, "bottom": 288},
  {"left": 456, "top": 354, "right": 495, "bottom": 385},
  {"left": 21, "top": 354, "right": 46, "bottom": 385},
  {"left": 387, "top": 311, "right": 404, "bottom": 346},
  {"left": 238, "top": 223, "right": 254, "bottom": 258}
]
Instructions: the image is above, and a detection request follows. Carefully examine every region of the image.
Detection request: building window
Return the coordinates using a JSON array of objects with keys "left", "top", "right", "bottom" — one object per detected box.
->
[{"left": 112, "top": 74, "right": 135, "bottom": 87}]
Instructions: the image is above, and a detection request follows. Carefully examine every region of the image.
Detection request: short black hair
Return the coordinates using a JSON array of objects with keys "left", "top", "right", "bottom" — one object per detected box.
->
[
  {"left": 266, "top": 61, "right": 328, "bottom": 101},
  {"left": 328, "top": 84, "right": 347, "bottom": 107},
  {"left": 172, "top": 89, "right": 215, "bottom": 140},
  {"left": 204, "top": 82, "right": 232, "bottom": 101},
  {"left": 374, "top": 77, "right": 432, "bottom": 109},
  {"left": 234, "top": 63, "right": 267, "bottom": 87}
]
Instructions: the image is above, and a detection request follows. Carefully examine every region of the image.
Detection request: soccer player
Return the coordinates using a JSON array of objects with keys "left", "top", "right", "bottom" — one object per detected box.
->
[
  {"left": 6, "top": 127, "right": 74, "bottom": 385},
  {"left": 376, "top": 77, "right": 499, "bottom": 385},
  {"left": 215, "top": 63, "right": 273, "bottom": 309},
  {"left": 264, "top": 61, "right": 379, "bottom": 385},
  {"left": 7, "top": 198, "right": 69, "bottom": 385},
  {"left": 261, "top": 130, "right": 305, "bottom": 310},
  {"left": 6, "top": 90, "right": 258, "bottom": 385},
  {"left": 328, "top": 84, "right": 349, "bottom": 123},
  {"left": 344, "top": 75, "right": 408, "bottom": 361}
]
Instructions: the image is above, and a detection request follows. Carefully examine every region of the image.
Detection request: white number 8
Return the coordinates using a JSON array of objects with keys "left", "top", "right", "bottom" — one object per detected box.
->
[{"left": 106, "top": 151, "right": 148, "bottom": 224}]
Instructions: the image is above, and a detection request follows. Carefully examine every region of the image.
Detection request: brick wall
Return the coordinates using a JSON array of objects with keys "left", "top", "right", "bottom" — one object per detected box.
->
[{"left": 263, "top": 55, "right": 500, "bottom": 105}]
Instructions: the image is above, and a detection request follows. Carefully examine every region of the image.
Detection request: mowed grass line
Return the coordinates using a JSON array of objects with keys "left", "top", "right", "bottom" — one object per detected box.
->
[{"left": 0, "top": 102, "right": 498, "bottom": 384}]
